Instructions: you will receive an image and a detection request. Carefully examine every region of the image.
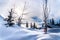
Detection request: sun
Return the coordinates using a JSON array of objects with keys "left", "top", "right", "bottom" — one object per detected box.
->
[{"left": 15, "top": 7, "right": 22, "bottom": 17}]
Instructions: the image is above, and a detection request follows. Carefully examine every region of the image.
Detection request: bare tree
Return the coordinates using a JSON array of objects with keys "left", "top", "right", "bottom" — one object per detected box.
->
[
  {"left": 17, "top": 1, "right": 31, "bottom": 27},
  {"left": 43, "top": 0, "right": 49, "bottom": 34}
]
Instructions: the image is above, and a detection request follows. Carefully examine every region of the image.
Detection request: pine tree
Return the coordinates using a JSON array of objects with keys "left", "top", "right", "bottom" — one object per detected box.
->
[
  {"left": 6, "top": 8, "right": 14, "bottom": 26},
  {"left": 17, "top": 17, "right": 21, "bottom": 26},
  {"left": 26, "top": 22, "right": 28, "bottom": 28},
  {"left": 59, "top": 20, "right": 60, "bottom": 24},
  {"left": 30, "top": 23, "right": 33, "bottom": 28},
  {"left": 50, "top": 19, "right": 52, "bottom": 24},
  {"left": 58, "top": 20, "right": 60, "bottom": 26},
  {"left": 56, "top": 21, "right": 59, "bottom": 25},
  {"left": 33, "top": 22, "right": 36, "bottom": 29},
  {"left": 51, "top": 18, "right": 54, "bottom": 25}
]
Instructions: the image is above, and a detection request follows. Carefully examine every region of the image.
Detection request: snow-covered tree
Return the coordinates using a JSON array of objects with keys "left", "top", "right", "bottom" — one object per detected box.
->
[
  {"left": 49, "top": 18, "right": 55, "bottom": 25},
  {"left": 33, "top": 22, "right": 36, "bottom": 28},
  {"left": 26, "top": 22, "right": 29, "bottom": 28},
  {"left": 50, "top": 19, "right": 52, "bottom": 24},
  {"left": 43, "top": 0, "right": 49, "bottom": 34},
  {"left": 30, "top": 22, "right": 37, "bottom": 29},
  {"left": 51, "top": 18, "right": 55, "bottom": 25},
  {"left": 17, "top": 17, "right": 21, "bottom": 26},
  {"left": 59, "top": 20, "right": 60, "bottom": 25},
  {"left": 30, "top": 23, "right": 33, "bottom": 28},
  {"left": 17, "top": 1, "right": 31, "bottom": 27},
  {"left": 6, "top": 8, "right": 15, "bottom": 26}
]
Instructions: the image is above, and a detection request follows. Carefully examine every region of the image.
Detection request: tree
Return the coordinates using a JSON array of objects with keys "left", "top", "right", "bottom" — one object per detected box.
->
[
  {"left": 50, "top": 19, "right": 52, "bottom": 24},
  {"left": 30, "top": 23, "right": 33, "bottom": 28},
  {"left": 26, "top": 22, "right": 29, "bottom": 28},
  {"left": 51, "top": 18, "right": 55, "bottom": 25},
  {"left": 33, "top": 22, "right": 36, "bottom": 28},
  {"left": 56, "top": 21, "right": 59, "bottom": 26},
  {"left": 17, "top": 17, "right": 21, "bottom": 26},
  {"left": 43, "top": 0, "right": 49, "bottom": 34},
  {"left": 59, "top": 20, "right": 60, "bottom": 25},
  {"left": 18, "top": 1, "right": 31, "bottom": 27},
  {"left": 6, "top": 8, "right": 15, "bottom": 26},
  {"left": 33, "top": 22, "right": 37, "bottom": 29}
]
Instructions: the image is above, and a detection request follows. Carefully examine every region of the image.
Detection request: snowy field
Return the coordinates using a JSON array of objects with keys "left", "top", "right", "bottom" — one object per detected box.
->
[{"left": 0, "top": 17, "right": 60, "bottom": 40}]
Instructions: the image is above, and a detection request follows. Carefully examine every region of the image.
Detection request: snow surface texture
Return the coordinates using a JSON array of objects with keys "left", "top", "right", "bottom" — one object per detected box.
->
[{"left": 0, "top": 16, "right": 60, "bottom": 40}]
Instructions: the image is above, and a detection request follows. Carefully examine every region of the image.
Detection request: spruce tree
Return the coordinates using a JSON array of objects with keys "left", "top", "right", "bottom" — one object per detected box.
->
[
  {"left": 58, "top": 20, "right": 60, "bottom": 26},
  {"left": 50, "top": 19, "right": 52, "bottom": 24},
  {"left": 26, "top": 22, "right": 28, "bottom": 28},
  {"left": 33, "top": 22, "right": 36, "bottom": 29},
  {"left": 51, "top": 18, "right": 54, "bottom": 25},
  {"left": 7, "top": 9, "right": 14, "bottom": 26},
  {"left": 30, "top": 23, "right": 33, "bottom": 28},
  {"left": 17, "top": 17, "right": 21, "bottom": 26}
]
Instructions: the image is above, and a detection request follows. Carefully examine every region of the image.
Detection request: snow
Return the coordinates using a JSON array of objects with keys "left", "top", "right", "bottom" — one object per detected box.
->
[{"left": 0, "top": 16, "right": 60, "bottom": 40}]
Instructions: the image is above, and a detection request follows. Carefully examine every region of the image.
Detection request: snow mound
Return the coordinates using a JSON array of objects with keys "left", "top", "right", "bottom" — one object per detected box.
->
[{"left": 0, "top": 15, "right": 60, "bottom": 40}]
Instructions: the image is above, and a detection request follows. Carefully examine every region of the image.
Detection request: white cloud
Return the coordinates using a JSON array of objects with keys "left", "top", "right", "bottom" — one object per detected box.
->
[{"left": 0, "top": 0, "right": 60, "bottom": 20}]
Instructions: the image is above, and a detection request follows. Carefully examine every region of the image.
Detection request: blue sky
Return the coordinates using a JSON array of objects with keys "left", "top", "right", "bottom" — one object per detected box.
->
[{"left": 0, "top": 0, "right": 60, "bottom": 20}]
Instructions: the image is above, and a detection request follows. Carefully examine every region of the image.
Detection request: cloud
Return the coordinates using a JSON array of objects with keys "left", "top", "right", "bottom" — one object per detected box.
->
[{"left": 0, "top": 0, "right": 60, "bottom": 20}]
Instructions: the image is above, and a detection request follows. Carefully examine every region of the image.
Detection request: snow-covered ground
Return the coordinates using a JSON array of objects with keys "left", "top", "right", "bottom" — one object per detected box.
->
[{"left": 0, "top": 16, "right": 60, "bottom": 40}]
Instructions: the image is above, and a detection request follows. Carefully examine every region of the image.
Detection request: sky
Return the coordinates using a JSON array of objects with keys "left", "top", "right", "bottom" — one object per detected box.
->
[{"left": 0, "top": 0, "right": 60, "bottom": 21}]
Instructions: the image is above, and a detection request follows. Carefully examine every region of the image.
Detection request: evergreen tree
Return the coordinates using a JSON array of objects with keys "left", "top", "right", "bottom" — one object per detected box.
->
[
  {"left": 58, "top": 20, "right": 60, "bottom": 26},
  {"left": 50, "top": 19, "right": 52, "bottom": 24},
  {"left": 30, "top": 23, "right": 33, "bottom": 28},
  {"left": 51, "top": 18, "right": 54, "bottom": 25},
  {"left": 33, "top": 22, "right": 36, "bottom": 28},
  {"left": 26, "top": 22, "right": 28, "bottom": 28},
  {"left": 17, "top": 17, "right": 21, "bottom": 26},
  {"left": 6, "top": 9, "right": 14, "bottom": 26},
  {"left": 56, "top": 21, "right": 59, "bottom": 25}
]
